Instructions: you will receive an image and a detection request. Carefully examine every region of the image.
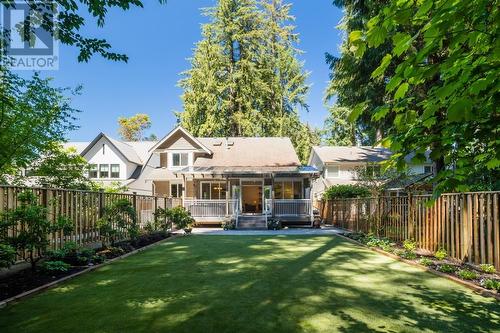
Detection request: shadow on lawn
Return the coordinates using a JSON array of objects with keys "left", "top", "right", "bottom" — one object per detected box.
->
[{"left": 1, "top": 235, "right": 499, "bottom": 333}]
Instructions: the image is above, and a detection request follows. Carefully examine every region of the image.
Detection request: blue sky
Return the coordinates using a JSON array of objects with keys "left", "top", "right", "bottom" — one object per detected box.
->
[{"left": 44, "top": 0, "right": 344, "bottom": 141}]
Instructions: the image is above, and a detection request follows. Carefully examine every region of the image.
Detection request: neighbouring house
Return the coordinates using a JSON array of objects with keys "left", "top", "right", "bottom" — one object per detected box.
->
[
  {"left": 64, "top": 133, "right": 156, "bottom": 194},
  {"left": 308, "top": 146, "right": 434, "bottom": 199},
  {"left": 63, "top": 126, "right": 318, "bottom": 228}
]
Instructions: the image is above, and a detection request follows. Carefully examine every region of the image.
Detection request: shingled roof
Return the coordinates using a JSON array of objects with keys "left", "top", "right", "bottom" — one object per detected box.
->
[{"left": 311, "top": 146, "right": 393, "bottom": 163}]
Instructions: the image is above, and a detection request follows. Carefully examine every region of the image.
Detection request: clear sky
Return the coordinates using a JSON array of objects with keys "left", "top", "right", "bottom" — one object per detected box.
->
[{"left": 42, "top": 0, "right": 344, "bottom": 141}]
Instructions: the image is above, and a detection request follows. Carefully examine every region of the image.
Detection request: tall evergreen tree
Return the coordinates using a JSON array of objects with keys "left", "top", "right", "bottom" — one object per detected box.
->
[{"left": 178, "top": 0, "right": 314, "bottom": 162}]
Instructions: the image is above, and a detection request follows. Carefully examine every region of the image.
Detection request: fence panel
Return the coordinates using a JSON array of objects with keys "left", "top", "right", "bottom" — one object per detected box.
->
[
  {"left": 323, "top": 191, "right": 500, "bottom": 270},
  {"left": 0, "top": 185, "right": 178, "bottom": 259}
]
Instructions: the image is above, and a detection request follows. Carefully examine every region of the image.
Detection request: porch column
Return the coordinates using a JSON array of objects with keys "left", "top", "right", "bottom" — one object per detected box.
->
[
  {"left": 271, "top": 173, "right": 275, "bottom": 218},
  {"left": 181, "top": 174, "right": 186, "bottom": 207},
  {"left": 225, "top": 176, "right": 229, "bottom": 216}
]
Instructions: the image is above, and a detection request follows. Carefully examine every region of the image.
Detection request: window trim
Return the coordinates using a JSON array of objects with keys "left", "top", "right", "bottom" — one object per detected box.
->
[
  {"left": 170, "top": 182, "right": 183, "bottom": 198},
  {"left": 170, "top": 152, "right": 189, "bottom": 168},
  {"left": 273, "top": 179, "right": 304, "bottom": 199},
  {"left": 89, "top": 164, "right": 98, "bottom": 178},
  {"left": 200, "top": 181, "right": 228, "bottom": 200},
  {"left": 110, "top": 164, "right": 120, "bottom": 178},
  {"left": 99, "top": 164, "right": 109, "bottom": 178}
]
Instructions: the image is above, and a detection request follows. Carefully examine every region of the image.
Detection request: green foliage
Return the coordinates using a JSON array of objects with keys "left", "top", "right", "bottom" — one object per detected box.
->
[
  {"left": 42, "top": 260, "right": 71, "bottom": 273},
  {"left": 457, "top": 269, "right": 479, "bottom": 281},
  {"left": 0, "top": 243, "right": 17, "bottom": 268},
  {"left": 152, "top": 207, "right": 172, "bottom": 232},
  {"left": 267, "top": 218, "right": 282, "bottom": 231},
  {"left": 438, "top": 264, "right": 456, "bottom": 274},
  {"left": 222, "top": 217, "right": 236, "bottom": 230},
  {"left": 48, "top": 241, "right": 96, "bottom": 266},
  {"left": 178, "top": 0, "right": 315, "bottom": 163},
  {"left": 482, "top": 279, "right": 500, "bottom": 292},
  {"left": 434, "top": 248, "right": 447, "bottom": 261},
  {"left": 349, "top": 0, "right": 500, "bottom": 193},
  {"left": 0, "top": 71, "right": 79, "bottom": 177},
  {"left": 1, "top": 191, "right": 73, "bottom": 270},
  {"left": 97, "top": 199, "right": 137, "bottom": 247},
  {"left": 323, "top": 184, "right": 371, "bottom": 200},
  {"left": 403, "top": 239, "right": 417, "bottom": 252},
  {"left": 419, "top": 258, "right": 433, "bottom": 267},
  {"left": 118, "top": 114, "right": 152, "bottom": 141},
  {"left": 29, "top": 144, "right": 93, "bottom": 190},
  {"left": 167, "top": 206, "right": 194, "bottom": 231},
  {"left": 399, "top": 250, "right": 417, "bottom": 260},
  {"left": 479, "top": 264, "right": 496, "bottom": 274}
]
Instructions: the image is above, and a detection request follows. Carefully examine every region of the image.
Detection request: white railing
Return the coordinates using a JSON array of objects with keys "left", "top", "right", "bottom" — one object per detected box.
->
[
  {"left": 266, "top": 199, "right": 313, "bottom": 216},
  {"left": 183, "top": 199, "right": 239, "bottom": 218}
]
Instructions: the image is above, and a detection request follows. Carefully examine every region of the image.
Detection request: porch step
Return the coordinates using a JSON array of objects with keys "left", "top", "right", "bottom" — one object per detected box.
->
[{"left": 237, "top": 215, "right": 267, "bottom": 230}]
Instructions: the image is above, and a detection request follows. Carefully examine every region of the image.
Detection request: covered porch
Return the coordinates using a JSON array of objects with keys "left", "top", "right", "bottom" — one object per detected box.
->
[{"left": 150, "top": 166, "right": 318, "bottom": 227}]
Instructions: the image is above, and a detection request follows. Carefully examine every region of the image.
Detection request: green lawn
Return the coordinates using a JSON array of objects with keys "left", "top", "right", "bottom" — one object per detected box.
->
[{"left": 1, "top": 235, "right": 499, "bottom": 333}]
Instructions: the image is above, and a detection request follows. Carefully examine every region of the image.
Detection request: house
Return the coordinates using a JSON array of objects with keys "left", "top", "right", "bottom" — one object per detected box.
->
[
  {"left": 308, "top": 146, "right": 434, "bottom": 199},
  {"left": 64, "top": 133, "right": 155, "bottom": 194},
  {"left": 65, "top": 126, "right": 319, "bottom": 228}
]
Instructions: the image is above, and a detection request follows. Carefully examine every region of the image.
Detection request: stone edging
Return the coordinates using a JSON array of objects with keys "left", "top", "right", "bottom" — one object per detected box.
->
[
  {"left": 334, "top": 233, "right": 500, "bottom": 301},
  {"left": 0, "top": 234, "right": 184, "bottom": 309}
]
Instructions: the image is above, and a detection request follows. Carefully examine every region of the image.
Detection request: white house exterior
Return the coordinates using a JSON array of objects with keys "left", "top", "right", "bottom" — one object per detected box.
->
[{"left": 308, "top": 146, "right": 434, "bottom": 199}]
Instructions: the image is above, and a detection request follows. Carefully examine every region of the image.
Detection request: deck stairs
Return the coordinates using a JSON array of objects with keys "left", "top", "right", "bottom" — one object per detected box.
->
[{"left": 237, "top": 215, "right": 267, "bottom": 230}]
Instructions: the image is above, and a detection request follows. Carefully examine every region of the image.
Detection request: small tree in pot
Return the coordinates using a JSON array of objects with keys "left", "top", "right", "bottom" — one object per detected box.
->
[{"left": 167, "top": 207, "right": 194, "bottom": 234}]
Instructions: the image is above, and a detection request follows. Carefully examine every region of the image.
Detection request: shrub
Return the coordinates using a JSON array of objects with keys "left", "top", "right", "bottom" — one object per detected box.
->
[
  {"left": 400, "top": 250, "right": 417, "bottom": 260},
  {"left": 434, "top": 248, "right": 447, "bottom": 261},
  {"left": 419, "top": 258, "right": 433, "bottom": 266},
  {"left": 222, "top": 217, "right": 236, "bottom": 230},
  {"left": 96, "top": 246, "right": 125, "bottom": 259},
  {"left": 267, "top": 218, "right": 281, "bottom": 230},
  {"left": 438, "top": 264, "right": 456, "bottom": 273},
  {"left": 0, "top": 243, "right": 17, "bottom": 268},
  {"left": 479, "top": 264, "right": 496, "bottom": 274},
  {"left": 482, "top": 279, "right": 500, "bottom": 291},
  {"left": 403, "top": 239, "right": 417, "bottom": 252},
  {"left": 457, "top": 269, "right": 479, "bottom": 280},
  {"left": 92, "top": 254, "right": 106, "bottom": 264},
  {"left": 97, "top": 199, "right": 137, "bottom": 247},
  {"left": 47, "top": 242, "right": 95, "bottom": 266},
  {"left": 167, "top": 206, "right": 194, "bottom": 231},
  {"left": 323, "top": 184, "right": 370, "bottom": 200},
  {"left": 1, "top": 191, "right": 73, "bottom": 270},
  {"left": 42, "top": 260, "right": 71, "bottom": 272},
  {"left": 152, "top": 207, "right": 172, "bottom": 231}
]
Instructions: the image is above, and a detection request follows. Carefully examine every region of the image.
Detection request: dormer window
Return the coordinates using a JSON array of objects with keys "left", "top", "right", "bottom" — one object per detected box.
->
[{"left": 172, "top": 153, "right": 188, "bottom": 167}]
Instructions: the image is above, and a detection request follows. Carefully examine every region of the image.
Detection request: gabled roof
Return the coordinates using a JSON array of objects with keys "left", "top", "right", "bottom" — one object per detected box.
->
[
  {"left": 79, "top": 133, "right": 144, "bottom": 165},
  {"left": 194, "top": 137, "right": 300, "bottom": 167},
  {"left": 311, "top": 146, "right": 393, "bottom": 164},
  {"left": 149, "top": 126, "right": 212, "bottom": 154}
]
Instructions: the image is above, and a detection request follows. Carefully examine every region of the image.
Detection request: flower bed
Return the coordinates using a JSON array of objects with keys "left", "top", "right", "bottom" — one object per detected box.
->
[
  {"left": 0, "top": 231, "right": 171, "bottom": 301},
  {"left": 340, "top": 232, "right": 500, "bottom": 295}
]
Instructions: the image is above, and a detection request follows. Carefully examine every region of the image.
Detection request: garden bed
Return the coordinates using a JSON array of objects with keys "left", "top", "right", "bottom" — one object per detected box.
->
[
  {"left": 0, "top": 231, "right": 171, "bottom": 302},
  {"left": 339, "top": 231, "right": 500, "bottom": 298}
]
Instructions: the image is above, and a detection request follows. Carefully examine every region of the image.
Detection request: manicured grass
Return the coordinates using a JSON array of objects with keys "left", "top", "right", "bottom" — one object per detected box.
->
[{"left": 1, "top": 235, "right": 499, "bottom": 332}]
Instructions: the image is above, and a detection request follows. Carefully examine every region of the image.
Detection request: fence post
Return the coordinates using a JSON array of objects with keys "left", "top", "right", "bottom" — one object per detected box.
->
[
  {"left": 461, "top": 193, "right": 469, "bottom": 262},
  {"left": 98, "top": 189, "right": 105, "bottom": 218},
  {"left": 407, "top": 192, "right": 413, "bottom": 240}
]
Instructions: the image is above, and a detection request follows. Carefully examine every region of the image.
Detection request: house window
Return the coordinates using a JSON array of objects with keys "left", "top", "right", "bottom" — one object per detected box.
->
[
  {"left": 424, "top": 165, "right": 433, "bottom": 174},
  {"left": 326, "top": 165, "right": 339, "bottom": 178},
  {"left": 99, "top": 164, "right": 109, "bottom": 178},
  {"left": 170, "top": 183, "right": 183, "bottom": 198},
  {"left": 89, "top": 164, "right": 98, "bottom": 178},
  {"left": 110, "top": 164, "right": 120, "bottom": 178},
  {"left": 273, "top": 181, "right": 303, "bottom": 199},
  {"left": 172, "top": 153, "right": 188, "bottom": 167},
  {"left": 201, "top": 182, "right": 227, "bottom": 199}
]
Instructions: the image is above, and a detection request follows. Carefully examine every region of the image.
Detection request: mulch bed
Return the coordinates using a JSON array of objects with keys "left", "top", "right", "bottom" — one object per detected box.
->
[{"left": 0, "top": 231, "right": 171, "bottom": 302}]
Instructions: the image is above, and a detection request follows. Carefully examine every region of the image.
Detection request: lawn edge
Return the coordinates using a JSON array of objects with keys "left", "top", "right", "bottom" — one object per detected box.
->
[
  {"left": 0, "top": 233, "right": 185, "bottom": 309},
  {"left": 333, "top": 232, "right": 500, "bottom": 301}
]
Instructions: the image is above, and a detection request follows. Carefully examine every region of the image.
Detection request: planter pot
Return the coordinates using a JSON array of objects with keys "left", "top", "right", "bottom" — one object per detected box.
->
[{"left": 184, "top": 228, "right": 192, "bottom": 234}]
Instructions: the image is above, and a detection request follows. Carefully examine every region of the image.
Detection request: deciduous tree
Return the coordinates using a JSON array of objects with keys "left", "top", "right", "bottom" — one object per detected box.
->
[{"left": 118, "top": 113, "right": 152, "bottom": 141}]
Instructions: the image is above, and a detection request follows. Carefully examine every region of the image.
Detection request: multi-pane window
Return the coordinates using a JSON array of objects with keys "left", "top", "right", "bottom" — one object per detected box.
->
[
  {"left": 273, "top": 181, "right": 303, "bottom": 199},
  {"left": 201, "top": 182, "right": 227, "bottom": 199},
  {"left": 366, "top": 164, "right": 382, "bottom": 178},
  {"left": 110, "top": 164, "right": 120, "bottom": 178},
  {"left": 424, "top": 165, "right": 433, "bottom": 174},
  {"left": 326, "top": 165, "right": 339, "bottom": 178},
  {"left": 170, "top": 183, "right": 183, "bottom": 198},
  {"left": 99, "top": 164, "right": 109, "bottom": 178},
  {"left": 172, "top": 153, "right": 188, "bottom": 167},
  {"left": 89, "top": 164, "right": 98, "bottom": 178}
]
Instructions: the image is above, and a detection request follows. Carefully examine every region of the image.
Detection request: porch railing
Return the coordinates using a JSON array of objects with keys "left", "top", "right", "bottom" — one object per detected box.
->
[
  {"left": 265, "top": 199, "right": 313, "bottom": 217},
  {"left": 183, "top": 199, "right": 239, "bottom": 218}
]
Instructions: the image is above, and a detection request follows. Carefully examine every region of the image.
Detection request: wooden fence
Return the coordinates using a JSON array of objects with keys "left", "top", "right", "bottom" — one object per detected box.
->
[
  {"left": 0, "top": 185, "right": 180, "bottom": 253},
  {"left": 321, "top": 191, "right": 500, "bottom": 270}
]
